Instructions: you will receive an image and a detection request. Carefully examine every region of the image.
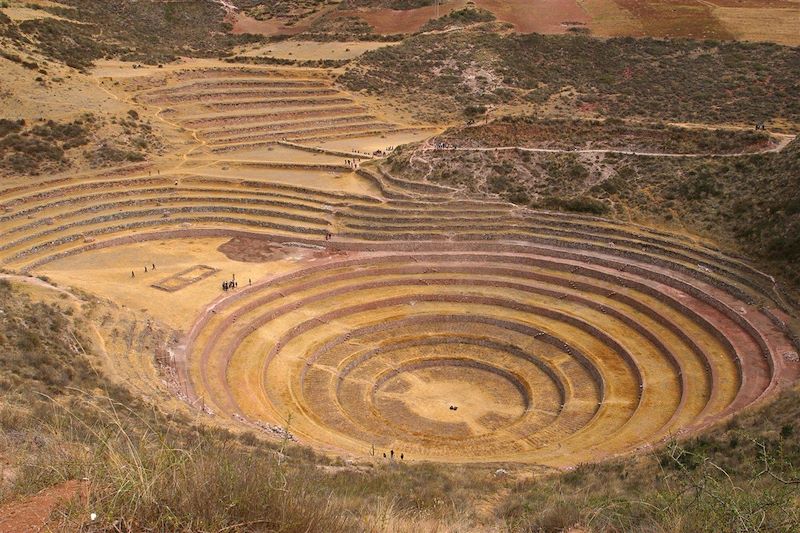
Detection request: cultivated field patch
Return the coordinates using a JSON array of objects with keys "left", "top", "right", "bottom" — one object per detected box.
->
[
  {"left": 711, "top": 3, "right": 800, "bottom": 45},
  {"left": 476, "top": 0, "right": 590, "bottom": 33},
  {"left": 237, "top": 40, "right": 400, "bottom": 61}
]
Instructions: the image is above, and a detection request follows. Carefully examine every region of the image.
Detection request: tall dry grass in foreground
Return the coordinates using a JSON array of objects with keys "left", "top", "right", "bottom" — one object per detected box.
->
[
  {"left": 13, "top": 390, "right": 800, "bottom": 533},
  {"left": 10, "top": 392, "right": 484, "bottom": 532}
]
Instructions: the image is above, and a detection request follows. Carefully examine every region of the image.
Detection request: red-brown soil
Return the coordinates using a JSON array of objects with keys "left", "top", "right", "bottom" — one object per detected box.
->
[
  {"left": 614, "top": 0, "right": 734, "bottom": 39},
  {"left": 218, "top": 236, "right": 281, "bottom": 262},
  {"left": 228, "top": 12, "right": 305, "bottom": 36},
  {"left": 335, "top": 0, "right": 589, "bottom": 35},
  {"left": 475, "top": 0, "right": 590, "bottom": 33},
  {"left": 336, "top": 4, "right": 462, "bottom": 34},
  {"left": 0, "top": 480, "right": 88, "bottom": 533},
  {"left": 707, "top": 0, "right": 797, "bottom": 7}
]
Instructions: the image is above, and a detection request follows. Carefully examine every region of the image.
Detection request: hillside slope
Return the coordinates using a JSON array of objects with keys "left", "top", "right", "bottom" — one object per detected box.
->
[
  {"left": 341, "top": 31, "right": 800, "bottom": 125},
  {"left": 388, "top": 128, "right": 800, "bottom": 288}
]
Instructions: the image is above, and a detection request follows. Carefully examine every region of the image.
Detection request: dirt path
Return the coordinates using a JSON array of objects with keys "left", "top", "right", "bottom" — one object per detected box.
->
[
  {"left": 0, "top": 480, "right": 88, "bottom": 533},
  {"left": 431, "top": 132, "right": 796, "bottom": 159},
  {"left": 91, "top": 76, "right": 211, "bottom": 171},
  {"left": 409, "top": 140, "right": 436, "bottom": 181},
  {"left": 214, "top": 0, "right": 237, "bottom": 11},
  {"left": 0, "top": 273, "right": 79, "bottom": 300}
]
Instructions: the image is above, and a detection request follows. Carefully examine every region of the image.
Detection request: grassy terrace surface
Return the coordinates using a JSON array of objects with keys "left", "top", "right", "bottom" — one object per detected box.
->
[
  {"left": 2, "top": 95, "right": 797, "bottom": 470},
  {"left": 0, "top": 68, "right": 795, "bottom": 470},
  {"left": 128, "top": 66, "right": 422, "bottom": 155},
  {"left": 183, "top": 244, "right": 795, "bottom": 464},
  {"left": 340, "top": 31, "right": 800, "bottom": 124},
  {"left": 2, "top": 224, "right": 800, "bottom": 531}
]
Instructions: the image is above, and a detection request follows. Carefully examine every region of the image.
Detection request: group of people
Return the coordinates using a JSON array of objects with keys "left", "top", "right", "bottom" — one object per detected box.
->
[
  {"left": 449, "top": 405, "right": 458, "bottom": 411},
  {"left": 129, "top": 265, "right": 253, "bottom": 294},
  {"left": 222, "top": 275, "right": 252, "bottom": 292},
  {"left": 131, "top": 263, "right": 156, "bottom": 278},
  {"left": 372, "top": 146, "right": 397, "bottom": 157},
  {"left": 343, "top": 144, "right": 400, "bottom": 168},
  {"left": 382, "top": 449, "right": 404, "bottom": 461}
]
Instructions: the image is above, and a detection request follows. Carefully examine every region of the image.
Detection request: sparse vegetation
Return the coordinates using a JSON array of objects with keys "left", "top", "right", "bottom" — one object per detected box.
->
[
  {"left": 341, "top": 31, "right": 800, "bottom": 124},
  {"left": 343, "top": 0, "right": 434, "bottom": 9},
  {"left": 16, "top": 17, "right": 114, "bottom": 70},
  {"left": 0, "top": 283, "right": 95, "bottom": 394},
  {"left": 592, "top": 140, "right": 800, "bottom": 285},
  {"left": 0, "top": 0, "right": 264, "bottom": 69},
  {"left": 233, "top": 0, "right": 330, "bottom": 24},
  {"left": 389, "top": 134, "right": 800, "bottom": 287},
  {"left": 0, "top": 113, "right": 158, "bottom": 175},
  {"left": 419, "top": 7, "right": 495, "bottom": 32},
  {"left": 443, "top": 116, "right": 774, "bottom": 154},
  {"left": 0, "top": 118, "right": 86, "bottom": 174},
  {"left": 308, "top": 14, "right": 375, "bottom": 36},
  {"left": 502, "top": 413, "right": 800, "bottom": 532}
]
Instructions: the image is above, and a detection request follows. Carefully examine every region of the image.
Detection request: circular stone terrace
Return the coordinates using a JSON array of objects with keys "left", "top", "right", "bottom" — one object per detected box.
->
[{"left": 2, "top": 64, "right": 799, "bottom": 465}]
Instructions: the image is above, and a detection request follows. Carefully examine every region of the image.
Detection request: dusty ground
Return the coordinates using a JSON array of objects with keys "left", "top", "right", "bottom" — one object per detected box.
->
[
  {"left": 0, "top": 6, "right": 70, "bottom": 22},
  {"left": 227, "top": 10, "right": 304, "bottom": 36},
  {"left": 236, "top": 40, "right": 400, "bottom": 61},
  {"left": 37, "top": 237, "right": 323, "bottom": 331},
  {"left": 0, "top": 58, "right": 127, "bottom": 123},
  {"left": 476, "top": 0, "right": 590, "bottom": 33},
  {"left": 582, "top": 0, "right": 800, "bottom": 43},
  {"left": 0, "top": 480, "right": 88, "bottom": 533},
  {"left": 709, "top": 1, "right": 800, "bottom": 46}
]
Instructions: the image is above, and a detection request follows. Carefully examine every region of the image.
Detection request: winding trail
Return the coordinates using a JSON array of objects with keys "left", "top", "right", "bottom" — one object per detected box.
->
[
  {"left": 427, "top": 132, "right": 796, "bottom": 158},
  {"left": 92, "top": 76, "right": 211, "bottom": 169},
  {"left": 214, "top": 0, "right": 238, "bottom": 13},
  {"left": 0, "top": 273, "right": 78, "bottom": 300}
]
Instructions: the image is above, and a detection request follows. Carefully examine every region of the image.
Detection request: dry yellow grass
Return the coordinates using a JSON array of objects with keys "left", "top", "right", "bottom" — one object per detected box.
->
[
  {"left": 37, "top": 238, "right": 312, "bottom": 330},
  {"left": 577, "top": 0, "right": 644, "bottom": 36},
  {"left": 0, "top": 6, "right": 68, "bottom": 22},
  {"left": 711, "top": 5, "right": 800, "bottom": 45},
  {"left": 578, "top": 0, "right": 800, "bottom": 44},
  {"left": 237, "top": 40, "right": 401, "bottom": 61}
]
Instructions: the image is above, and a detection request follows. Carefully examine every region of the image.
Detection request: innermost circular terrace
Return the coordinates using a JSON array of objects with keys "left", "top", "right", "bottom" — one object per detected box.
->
[{"left": 372, "top": 358, "right": 533, "bottom": 439}]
